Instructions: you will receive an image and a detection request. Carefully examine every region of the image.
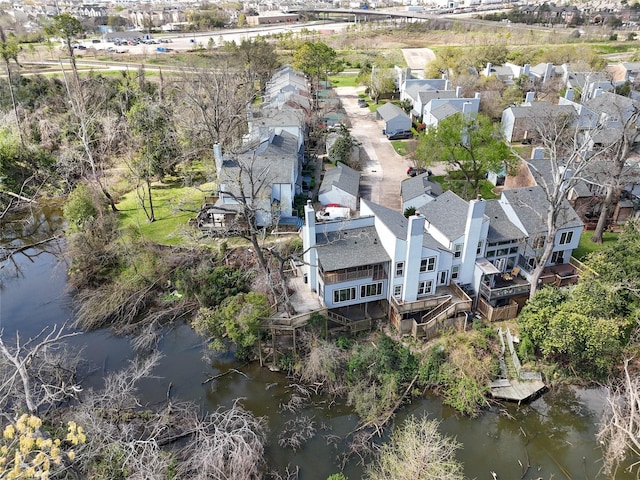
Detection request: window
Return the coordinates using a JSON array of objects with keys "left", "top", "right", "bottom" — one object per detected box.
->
[
  {"left": 454, "top": 244, "right": 463, "bottom": 258},
  {"left": 438, "top": 271, "right": 448, "bottom": 285},
  {"left": 509, "top": 247, "right": 519, "bottom": 254},
  {"left": 418, "top": 280, "right": 433, "bottom": 296},
  {"left": 451, "top": 265, "right": 460, "bottom": 280},
  {"left": 393, "top": 285, "right": 402, "bottom": 298},
  {"left": 334, "top": 287, "right": 356, "bottom": 304},
  {"left": 551, "top": 251, "right": 564, "bottom": 264},
  {"left": 420, "top": 257, "right": 436, "bottom": 273},
  {"left": 395, "top": 262, "right": 404, "bottom": 276},
  {"left": 486, "top": 250, "right": 496, "bottom": 258},
  {"left": 559, "top": 231, "right": 573, "bottom": 245},
  {"left": 476, "top": 241, "right": 483, "bottom": 255},
  {"left": 361, "top": 282, "right": 383, "bottom": 298}
]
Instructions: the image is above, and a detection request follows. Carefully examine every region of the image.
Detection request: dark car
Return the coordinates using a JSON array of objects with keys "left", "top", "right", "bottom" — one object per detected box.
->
[
  {"left": 387, "top": 129, "right": 413, "bottom": 140},
  {"left": 357, "top": 98, "right": 368, "bottom": 108},
  {"left": 407, "top": 167, "right": 426, "bottom": 177}
]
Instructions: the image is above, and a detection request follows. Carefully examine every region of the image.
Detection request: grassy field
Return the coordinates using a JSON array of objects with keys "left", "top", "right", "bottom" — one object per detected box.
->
[
  {"left": 391, "top": 140, "right": 410, "bottom": 156},
  {"left": 116, "top": 179, "right": 214, "bottom": 245},
  {"left": 573, "top": 229, "right": 619, "bottom": 261},
  {"left": 329, "top": 74, "right": 359, "bottom": 87}
]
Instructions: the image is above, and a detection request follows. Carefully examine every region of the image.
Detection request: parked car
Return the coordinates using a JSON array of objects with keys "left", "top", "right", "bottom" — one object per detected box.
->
[
  {"left": 357, "top": 98, "right": 368, "bottom": 108},
  {"left": 407, "top": 167, "right": 432, "bottom": 177},
  {"left": 387, "top": 129, "right": 413, "bottom": 140}
]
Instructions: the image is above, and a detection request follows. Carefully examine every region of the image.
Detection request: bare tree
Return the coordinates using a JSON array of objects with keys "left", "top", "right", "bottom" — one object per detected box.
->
[
  {"left": 590, "top": 106, "right": 640, "bottom": 243},
  {"left": 175, "top": 61, "right": 255, "bottom": 153},
  {"left": 513, "top": 112, "right": 612, "bottom": 297},
  {"left": 597, "top": 357, "right": 640, "bottom": 477},
  {"left": 0, "top": 325, "right": 82, "bottom": 415}
]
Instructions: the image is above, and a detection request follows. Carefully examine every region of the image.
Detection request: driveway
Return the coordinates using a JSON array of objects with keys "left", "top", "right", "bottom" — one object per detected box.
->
[
  {"left": 333, "top": 86, "right": 446, "bottom": 211},
  {"left": 334, "top": 86, "right": 414, "bottom": 211}
]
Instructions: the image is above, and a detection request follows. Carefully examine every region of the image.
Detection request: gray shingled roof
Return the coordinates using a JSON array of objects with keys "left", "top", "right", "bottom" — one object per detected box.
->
[
  {"left": 419, "top": 90, "right": 457, "bottom": 105},
  {"left": 220, "top": 131, "right": 299, "bottom": 198},
  {"left": 509, "top": 102, "right": 576, "bottom": 119},
  {"left": 420, "top": 190, "right": 471, "bottom": 241},
  {"left": 501, "top": 186, "right": 583, "bottom": 235},
  {"left": 361, "top": 199, "right": 444, "bottom": 252},
  {"left": 361, "top": 199, "right": 409, "bottom": 239},
  {"left": 316, "top": 226, "right": 390, "bottom": 271},
  {"left": 430, "top": 102, "right": 461, "bottom": 120},
  {"left": 485, "top": 199, "right": 526, "bottom": 242},
  {"left": 401, "top": 173, "right": 443, "bottom": 202},
  {"left": 583, "top": 91, "right": 639, "bottom": 120},
  {"left": 319, "top": 162, "right": 360, "bottom": 197},
  {"left": 376, "top": 102, "right": 410, "bottom": 122}
]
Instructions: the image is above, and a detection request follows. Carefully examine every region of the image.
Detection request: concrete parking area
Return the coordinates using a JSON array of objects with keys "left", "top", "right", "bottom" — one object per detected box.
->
[{"left": 333, "top": 86, "right": 446, "bottom": 211}]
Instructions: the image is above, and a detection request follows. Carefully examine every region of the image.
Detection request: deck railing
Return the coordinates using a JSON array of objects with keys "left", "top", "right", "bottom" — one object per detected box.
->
[{"left": 479, "top": 282, "right": 531, "bottom": 301}]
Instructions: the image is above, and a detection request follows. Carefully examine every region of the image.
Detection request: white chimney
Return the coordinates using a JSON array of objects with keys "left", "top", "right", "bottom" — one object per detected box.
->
[
  {"left": 213, "top": 143, "right": 223, "bottom": 175},
  {"left": 302, "top": 201, "right": 318, "bottom": 292},
  {"left": 459, "top": 196, "right": 486, "bottom": 284},
  {"left": 525, "top": 91, "right": 535, "bottom": 104},
  {"left": 543, "top": 62, "right": 554, "bottom": 83},
  {"left": 455, "top": 86, "right": 462, "bottom": 98},
  {"left": 402, "top": 214, "right": 426, "bottom": 303},
  {"left": 462, "top": 101, "right": 473, "bottom": 116},
  {"left": 594, "top": 88, "right": 603, "bottom": 98},
  {"left": 523, "top": 63, "right": 530, "bottom": 76},
  {"left": 485, "top": 62, "right": 493, "bottom": 77}
]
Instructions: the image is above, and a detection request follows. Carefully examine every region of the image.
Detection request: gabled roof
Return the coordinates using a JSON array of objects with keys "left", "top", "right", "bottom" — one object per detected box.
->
[
  {"left": 401, "top": 173, "right": 443, "bottom": 202},
  {"left": 430, "top": 102, "right": 461, "bottom": 120},
  {"left": 376, "top": 102, "right": 410, "bottom": 121},
  {"left": 420, "top": 190, "right": 471, "bottom": 241},
  {"left": 484, "top": 199, "right": 526, "bottom": 242},
  {"left": 361, "top": 199, "right": 444, "bottom": 251},
  {"left": 583, "top": 91, "right": 639, "bottom": 120},
  {"left": 419, "top": 89, "right": 457, "bottom": 105},
  {"left": 501, "top": 186, "right": 583, "bottom": 235},
  {"left": 220, "top": 131, "right": 299, "bottom": 197},
  {"left": 361, "top": 199, "right": 408, "bottom": 240},
  {"left": 319, "top": 162, "right": 360, "bottom": 197},
  {"left": 316, "top": 226, "right": 390, "bottom": 271},
  {"left": 508, "top": 102, "right": 576, "bottom": 119}
]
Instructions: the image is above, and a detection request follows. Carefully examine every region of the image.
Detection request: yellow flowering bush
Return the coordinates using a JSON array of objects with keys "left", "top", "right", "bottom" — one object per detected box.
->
[{"left": 0, "top": 414, "right": 85, "bottom": 480}]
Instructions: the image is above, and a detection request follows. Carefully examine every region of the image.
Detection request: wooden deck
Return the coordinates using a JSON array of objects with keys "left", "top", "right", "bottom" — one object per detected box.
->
[
  {"left": 490, "top": 379, "right": 547, "bottom": 402},
  {"left": 490, "top": 327, "right": 547, "bottom": 403}
]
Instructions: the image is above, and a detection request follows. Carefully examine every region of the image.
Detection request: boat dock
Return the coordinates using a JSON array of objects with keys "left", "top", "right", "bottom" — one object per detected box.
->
[{"left": 490, "top": 327, "right": 546, "bottom": 403}]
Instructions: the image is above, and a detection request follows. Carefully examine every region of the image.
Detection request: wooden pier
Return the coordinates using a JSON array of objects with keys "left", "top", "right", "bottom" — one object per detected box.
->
[{"left": 490, "top": 327, "right": 546, "bottom": 403}]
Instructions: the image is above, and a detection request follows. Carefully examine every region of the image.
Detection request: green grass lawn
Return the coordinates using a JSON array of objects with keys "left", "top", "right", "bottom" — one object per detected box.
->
[
  {"left": 117, "top": 180, "right": 213, "bottom": 245},
  {"left": 573, "top": 229, "right": 619, "bottom": 261},
  {"left": 329, "top": 74, "right": 358, "bottom": 87},
  {"left": 391, "top": 140, "right": 411, "bottom": 156}
]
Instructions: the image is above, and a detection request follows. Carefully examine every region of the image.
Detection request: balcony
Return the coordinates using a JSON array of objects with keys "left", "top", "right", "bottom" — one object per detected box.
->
[
  {"left": 480, "top": 273, "right": 531, "bottom": 302},
  {"left": 320, "top": 264, "right": 387, "bottom": 285}
]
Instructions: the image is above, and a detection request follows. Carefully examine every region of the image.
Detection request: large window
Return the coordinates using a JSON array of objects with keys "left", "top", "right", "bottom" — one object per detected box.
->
[
  {"left": 418, "top": 280, "right": 433, "bottom": 296},
  {"left": 395, "top": 262, "right": 404, "bottom": 276},
  {"left": 454, "top": 243, "right": 463, "bottom": 258},
  {"left": 559, "top": 231, "right": 573, "bottom": 245},
  {"left": 420, "top": 257, "right": 436, "bottom": 273},
  {"left": 334, "top": 287, "right": 356, "bottom": 304},
  {"left": 551, "top": 250, "right": 564, "bottom": 264},
  {"left": 361, "top": 282, "right": 383, "bottom": 298},
  {"left": 451, "top": 265, "right": 460, "bottom": 280}
]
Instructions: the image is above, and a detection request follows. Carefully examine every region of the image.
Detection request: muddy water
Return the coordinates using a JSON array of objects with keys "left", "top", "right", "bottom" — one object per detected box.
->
[{"left": 0, "top": 205, "right": 634, "bottom": 480}]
